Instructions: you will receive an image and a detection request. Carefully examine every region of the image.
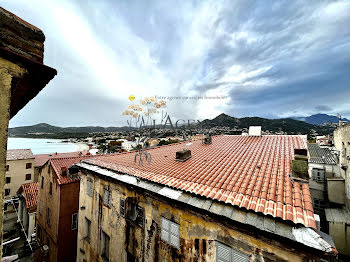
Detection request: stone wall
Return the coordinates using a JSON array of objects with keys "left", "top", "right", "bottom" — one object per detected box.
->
[
  {"left": 0, "top": 7, "right": 45, "bottom": 63},
  {"left": 333, "top": 125, "right": 350, "bottom": 208}
]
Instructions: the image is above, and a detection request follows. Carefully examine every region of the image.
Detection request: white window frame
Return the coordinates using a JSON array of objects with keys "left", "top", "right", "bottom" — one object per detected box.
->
[
  {"left": 216, "top": 241, "right": 249, "bottom": 262},
  {"left": 161, "top": 217, "right": 180, "bottom": 249},
  {"left": 72, "top": 213, "right": 78, "bottom": 230}
]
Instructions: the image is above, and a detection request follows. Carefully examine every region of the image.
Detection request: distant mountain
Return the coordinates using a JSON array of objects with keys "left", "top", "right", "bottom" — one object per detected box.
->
[
  {"left": 201, "top": 113, "right": 334, "bottom": 135},
  {"left": 292, "top": 114, "right": 349, "bottom": 125},
  {"left": 9, "top": 123, "right": 131, "bottom": 136}
]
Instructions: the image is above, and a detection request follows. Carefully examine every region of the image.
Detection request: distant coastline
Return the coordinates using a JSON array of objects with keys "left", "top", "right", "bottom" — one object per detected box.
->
[{"left": 7, "top": 137, "right": 89, "bottom": 154}]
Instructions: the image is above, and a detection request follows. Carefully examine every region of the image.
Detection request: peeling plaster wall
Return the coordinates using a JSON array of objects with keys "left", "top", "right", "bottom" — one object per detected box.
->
[
  {"left": 76, "top": 171, "right": 328, "bottom": 262},
  {"left": 334, "top": 125, "right": 350, "bottom": 208},
  {"left": 0, "top": 57, "right": 26, "bottom": 256}
]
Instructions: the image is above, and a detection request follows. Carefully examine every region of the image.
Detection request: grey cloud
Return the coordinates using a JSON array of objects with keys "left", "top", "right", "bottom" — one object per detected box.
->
[{"left": 2, "top": 0, "right": 350, "bottom": 126}]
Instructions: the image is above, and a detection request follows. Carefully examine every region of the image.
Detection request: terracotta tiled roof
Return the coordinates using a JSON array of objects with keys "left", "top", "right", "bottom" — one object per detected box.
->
[
  {"left": 50, "top": 156, "right": 96, "bottom": 185},
  {"left": 34, "top": 151, "right": 87, "bottom": 167},
  {"left": 7, "top": 149, "right": 34, "bottom": 161},
  {"left": 84, "top": 135, "right": 317, "bottom": 229},
  {"left": 18, "top": 182, "right": 38, "bottom": 211}
]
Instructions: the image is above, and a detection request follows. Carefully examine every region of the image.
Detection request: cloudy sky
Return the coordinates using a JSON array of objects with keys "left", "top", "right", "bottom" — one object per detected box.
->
[{"left": 3, "top": 0, "right": 350, "bottom": 127}]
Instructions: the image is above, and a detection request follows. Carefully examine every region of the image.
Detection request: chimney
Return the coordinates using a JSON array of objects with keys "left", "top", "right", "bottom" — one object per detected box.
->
[
  {"left": 203, "top": 135, "right": 212, "bottom": 145},
  {"left": 176, "top": 149, "right": 192, "bottom": 162},
  {"left": 248, "top": 126, "right": 262, "bottom": 136},
  {"left": 61, "top": 167, "right": 67, "bottom": 176}
]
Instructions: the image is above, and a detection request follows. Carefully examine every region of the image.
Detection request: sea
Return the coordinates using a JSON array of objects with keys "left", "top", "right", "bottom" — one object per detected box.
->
[{"left": 7, "top": 138, "right": 87, "bottom": 155}]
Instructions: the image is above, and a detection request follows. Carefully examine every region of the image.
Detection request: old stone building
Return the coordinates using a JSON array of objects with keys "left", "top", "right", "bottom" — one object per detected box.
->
[
  {"left": 76, "top": 135, "right": 337, "bottom": 262},
  {"left": 0, "top": 7, "right": 56, "bottom": 255},
  {"left": 35, "top": 156, "right": 93, "bottom": 262},
  {"left": 325, "top": 124, "right": 350, "bottom": 257}
]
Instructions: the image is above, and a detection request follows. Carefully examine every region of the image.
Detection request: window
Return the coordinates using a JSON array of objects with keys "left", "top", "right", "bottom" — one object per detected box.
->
[
  {"left": 101, "top": 231, "right": 110, "bottom": 261},
  {"left": 103, "top": 188, "right": 111, "bottom": 207},
  {"left": 313, "top": 199, "right": 325, "bottom": 209},
  {"left": 347, "top": 184, "right": 350, "bottom": 198},
  {"left": 161, "top": 217, "right": 180, "bottom": 249},
  {"left": 312, "top": 169, "right": 324, "bottom": 182},
  {"left": 37, "top": 225, "right": 42, "bottom": 242},
  {"left": 46, "top": 208, "right": 51, "bottom": 225},
  {"left": 120, "top": 198, "right": 125, "bottom": 218},
  {"left": 87, "top": 178, "right": 93, "bottom": 197},
  {"left": 5, "top": 177, "right": 11, "bottom": 184},
  {"left": 41, "top": 176, "right": 44, "bottom": 189},
  {"left": 5, "top": 189, "right": 10, "bottom": 196},
  {"left": 49, "top": 182, "right": 53, "bottom": 195},
  {"left": 85, "top": 218, "right": 91, "bottom": 241},
  {"left": 6, "top": 165, "right": 9, "bottom": 171},
  {"left": 26, "top": 163, "right": 32, "bottom": 169},
  {"left": 4, "top": 203, "right": 8, "bottom": 211},
  {"left": 25, "top": 173, "right": 31, "bottom": 180},
  {"left": 216, "top": 242, "right": 249, "bottom": 262},
  {"left": 72, "top": 213, "right": 78, "bottom": 230}
]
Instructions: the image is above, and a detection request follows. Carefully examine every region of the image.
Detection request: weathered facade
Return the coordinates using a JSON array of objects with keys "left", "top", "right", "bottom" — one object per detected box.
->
[
  {"left": 76, "top": 135, "right": 337, "bottom": 261},
  {"left": 325, "top": 124, "right": 350, "bottom": 257},
  {"left": 0, "top": 7, "right": 56, "bottom": 255},
  {"left": 35, "top": 156, "right": 91, "bottom": 262}
]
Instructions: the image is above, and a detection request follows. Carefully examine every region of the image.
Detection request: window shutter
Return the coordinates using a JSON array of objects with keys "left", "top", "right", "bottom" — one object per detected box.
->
[
  {"left": 120, "top": 198, "right": 125, "bottom": 217},
  {"left": 232, "top": 248, "right": 249, "bottom": 262},
  {"left": 136, "top": 206, "right": 144, "bottom": 228},
  {"left": 103, "top": 189, "right": 111, "bottom": 206},
  {"left": 87, "top": 179, "right": 93, "bottom": 197},
  {"left": 216, "top": 242, "right": 231, "bottom": 262},
  {"left": 161, "top": 217, "right": 170, "bottom": 242},
  {"left": 170, "top": 222, "right": 180, "bottom": 248}
]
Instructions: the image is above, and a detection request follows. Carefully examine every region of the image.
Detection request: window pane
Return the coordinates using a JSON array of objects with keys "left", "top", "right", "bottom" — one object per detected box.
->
[
  {"left": 161, "top": 230, "right": 169, "bottom": 243},
  {"left": 170, "top": 234, "right": 179, "bottom": 248},
  {"left": 170, "top": 223, "right": 179, "bottom": 236}
]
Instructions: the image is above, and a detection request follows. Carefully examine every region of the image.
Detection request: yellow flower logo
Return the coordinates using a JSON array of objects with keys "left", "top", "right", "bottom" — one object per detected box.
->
[{"left": 129, "top": 95, "right": 135, "bottom": 101}]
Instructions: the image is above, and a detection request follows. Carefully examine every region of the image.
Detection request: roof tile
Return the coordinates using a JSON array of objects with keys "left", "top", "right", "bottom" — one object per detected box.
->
[{"left": 84, "top": 135, "right": 316, "bottom": 228}]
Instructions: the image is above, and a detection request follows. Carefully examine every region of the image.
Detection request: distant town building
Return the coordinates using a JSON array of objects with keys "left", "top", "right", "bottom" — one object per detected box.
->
[
  {"left": 76, "top": 135, "right": 336, "bottom": 261},
  {"left": 0, "top": 7, "right": 57, "bottom": 256},
  {"left": 4, "top": 149, "right": 35, "bottom": 232},
  {"left": 316, "top": 135, "right": 331, "bottom": 146},
  {"left": 34, "top": 151, "right": 87, "bottom": 179},
  {"left": 17, "top": 182, "right": 38, "bottom": 242},
  {"left": 307, "top": 143, "right": 340, "bottom": 230},
  {"left": 35, "top": 156, "right": 92, "bottom": 262}
]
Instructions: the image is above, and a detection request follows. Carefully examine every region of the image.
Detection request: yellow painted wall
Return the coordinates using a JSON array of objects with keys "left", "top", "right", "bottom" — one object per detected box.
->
[
  {"left": 5, "top": 158, "right": 35, "bottom": 199},
  {"left": 0, "top": 57, "right": 27, "bottom": 255},
  {"left": 77, "top": 172, "right": 322, "bottom": 262}
]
